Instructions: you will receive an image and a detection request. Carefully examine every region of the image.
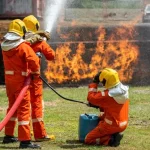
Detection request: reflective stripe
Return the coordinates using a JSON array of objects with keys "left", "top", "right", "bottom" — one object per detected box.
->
[
  {"left": 5, "top": 71, "right": 14, "bottom": 75},
  {"left": 119, "top": 121, "right": 127, "bottom": 127},
  {"left": 96, "top": 138, "right": 100, "bottom": 144},
  {"left": 5, "top": 71, "right": 28, "bottom": 76},
  {"left": 31, "top": 71, "right": 40, "bottom": 74},
  {"left": 21, "top": 72, "right": 28, "bottom": 76},
  {"left": 101, "top": 91, "right": 105, "bottom": 96},
  {"left": 105, "top": 118, "right": 128, "bottom": 127},
  {"left": 89, "top": 88, "right": 97, "bottom": 92},
  {"left": 18, "top": 121, "right": 29, "bottom": 125},
  {"left": 10, "top": 117, "right": 17, "bottom": 121},
  {"left": 105, "top": 118, "right": 112, "bottom": 125},
  {"left": 32, "top": 118, "right": 43, "bottom": 123}
]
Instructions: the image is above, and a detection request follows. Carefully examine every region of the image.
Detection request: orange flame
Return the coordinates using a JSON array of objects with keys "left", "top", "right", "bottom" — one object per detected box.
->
[{"left": 45, "top": 25, "right": 139, "bottom": 84}]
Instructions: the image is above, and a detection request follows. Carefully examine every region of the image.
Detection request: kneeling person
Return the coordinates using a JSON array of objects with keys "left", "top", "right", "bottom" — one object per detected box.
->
[{"left": 85, "top": 68, "right": 129, "bottom": 147}]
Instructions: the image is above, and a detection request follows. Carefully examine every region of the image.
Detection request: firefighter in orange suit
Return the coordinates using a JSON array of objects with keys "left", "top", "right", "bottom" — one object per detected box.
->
[
  {"left": 1, "top": 19, "right": 41, "bottom": 149},
  {"left": 23, "top": 15, "right": 55, "bottom": 141},
  {"left": 85, "top": 68, "right": 129, "bottom": 147}
]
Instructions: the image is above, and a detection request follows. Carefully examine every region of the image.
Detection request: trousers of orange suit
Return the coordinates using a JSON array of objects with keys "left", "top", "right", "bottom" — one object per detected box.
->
[
  {"left": 5, "top": 77, "right": 31, "bottom": 141},
  {"left": 30, "top": 40, "right": 55, "bottom": 139},
  {"left": 2, "top": 41, "right": 40, "bottom": 141},
  {"left": 30, "top": 76, "right": 47, "bottom": 139},
  {"left": 85, "top": 120, "right": 126, "bottom": 145}
]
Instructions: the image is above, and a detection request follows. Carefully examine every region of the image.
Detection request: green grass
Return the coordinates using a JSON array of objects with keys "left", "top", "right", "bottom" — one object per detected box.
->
[{"left": 0, "top": 85, "right": 150, "bottom": 149}]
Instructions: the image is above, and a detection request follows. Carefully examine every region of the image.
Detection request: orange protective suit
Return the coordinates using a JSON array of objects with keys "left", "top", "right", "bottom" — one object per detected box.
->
[
  {"left": 29, "top": 40, "right": 55, "bottom": 139},
  {"left": 85, "top": 83, "right": 129, "bottom": 146},
  {"left": 2, "top": 42, "right": 39, "bottom": 141}
]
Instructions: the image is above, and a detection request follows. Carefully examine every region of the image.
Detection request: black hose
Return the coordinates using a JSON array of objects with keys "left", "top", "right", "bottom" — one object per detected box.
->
[{"left": 40, "top": 76, "right": 88, "bottom": 105}]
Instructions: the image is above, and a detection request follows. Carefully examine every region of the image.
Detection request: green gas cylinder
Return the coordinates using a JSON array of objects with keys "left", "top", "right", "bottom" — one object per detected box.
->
[{"left": 78, "top": 113, "right": 99, "bottom": 142}]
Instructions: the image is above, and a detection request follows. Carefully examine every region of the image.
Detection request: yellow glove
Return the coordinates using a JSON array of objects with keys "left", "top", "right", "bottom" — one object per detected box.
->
[
  {"left": 26, "top": 34, "right": 43, "bottom": 44},
  {"left": 36, "top": 30, "right": 50, "bottom": 40}
]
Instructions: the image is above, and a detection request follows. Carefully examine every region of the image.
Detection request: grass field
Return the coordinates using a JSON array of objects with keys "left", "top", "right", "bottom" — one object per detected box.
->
[{"left": 0, "top": 85, "right": 150, "bottom": 150}]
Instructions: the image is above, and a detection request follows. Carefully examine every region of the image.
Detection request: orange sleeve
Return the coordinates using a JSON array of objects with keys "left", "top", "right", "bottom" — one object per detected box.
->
[
  {"left": 32, "top": 41, "right": 55, "bottom": 61},
  {"left": 87, "top": 83, "right": 109, "bottom": 108},
  {"left": 19, "top": 43, "right": 40, "bottom": 73}
]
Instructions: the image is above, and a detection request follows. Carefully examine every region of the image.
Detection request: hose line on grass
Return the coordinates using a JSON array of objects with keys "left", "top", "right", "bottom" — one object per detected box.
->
[{"left": 40, "top": 76, "right": 89, "bottom": 105}]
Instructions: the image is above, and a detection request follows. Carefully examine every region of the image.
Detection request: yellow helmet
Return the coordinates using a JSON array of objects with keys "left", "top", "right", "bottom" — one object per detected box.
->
[
  {"left": 8, "top": 19, "right": 27, "bottom": 37},
  {"left": 99, "top": 68, "right": 120, "bottom": 89},
  {"left": 23, "top": 15, "right": 40, "bottom": 33}
]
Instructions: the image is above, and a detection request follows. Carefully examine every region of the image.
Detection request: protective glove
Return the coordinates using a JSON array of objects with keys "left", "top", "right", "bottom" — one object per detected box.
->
[
  {"left": 93, "top": 72, "right": 101, "bottom": 84},
  {"left": 36, "top": 52, "right": 42, "bottom": 58},
  {"left": 36, "top": 30, "right": 50, "bottom": 40},
  {"left": 87, "top": 103, "right": 99, "bottom": 109},
  {"left": 26, "top": 34, "right": 43, "bottom": 44}
]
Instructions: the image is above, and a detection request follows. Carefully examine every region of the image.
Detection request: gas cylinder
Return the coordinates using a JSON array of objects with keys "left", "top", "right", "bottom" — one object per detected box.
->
[{"left": 78, "top": 113, "right": 99, "bottom": 142}]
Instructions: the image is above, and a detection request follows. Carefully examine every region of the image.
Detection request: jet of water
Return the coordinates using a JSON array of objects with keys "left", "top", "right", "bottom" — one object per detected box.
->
[{"left": 44, "top": 0, "right": 66, "bottom": 33}]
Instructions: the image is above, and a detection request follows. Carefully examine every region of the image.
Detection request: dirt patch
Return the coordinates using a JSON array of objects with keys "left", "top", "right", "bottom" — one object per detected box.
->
[
  {"left": 0, "top": 106, "right": 7, "bottom": 111},
  {"left": 44, "top": 101, "right": 59, "bottom": 107}
]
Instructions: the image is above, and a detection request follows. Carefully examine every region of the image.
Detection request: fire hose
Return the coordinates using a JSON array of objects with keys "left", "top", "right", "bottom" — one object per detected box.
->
[
  {"left": 40, "top": 76, "right": 99, "bottom": 108},
  {"left": 35, "top": 51, "right": 97, "bottom": 108},
  {"left": 0, "top": 75, "right": 31, "bottom": 131}
]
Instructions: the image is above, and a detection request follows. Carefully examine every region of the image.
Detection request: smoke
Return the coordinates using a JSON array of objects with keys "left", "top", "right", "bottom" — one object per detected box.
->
[{"left": 44, "top": 0, "right": 66, "bottom": 33}]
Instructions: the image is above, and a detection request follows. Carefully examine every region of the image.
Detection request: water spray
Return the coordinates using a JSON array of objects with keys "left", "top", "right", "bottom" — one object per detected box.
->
[{"left": 44, "top": 0, "right": 66, "bottom": 33}]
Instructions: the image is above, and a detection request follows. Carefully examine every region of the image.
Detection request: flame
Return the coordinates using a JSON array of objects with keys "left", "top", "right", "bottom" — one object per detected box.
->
[{"left": 45, "top": 25, "right": 139, "bottom": 84}]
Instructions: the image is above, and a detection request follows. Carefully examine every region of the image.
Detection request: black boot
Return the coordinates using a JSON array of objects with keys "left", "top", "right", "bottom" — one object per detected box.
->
[
  {"left": 2, "top": 135, "right": 18, "bottom": 144},
  {"left": 19, "top": 140, "right": 41, "bottom": 149},
  {"left": 109, "top": 132, "right": 124, "bottom": 147}
]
